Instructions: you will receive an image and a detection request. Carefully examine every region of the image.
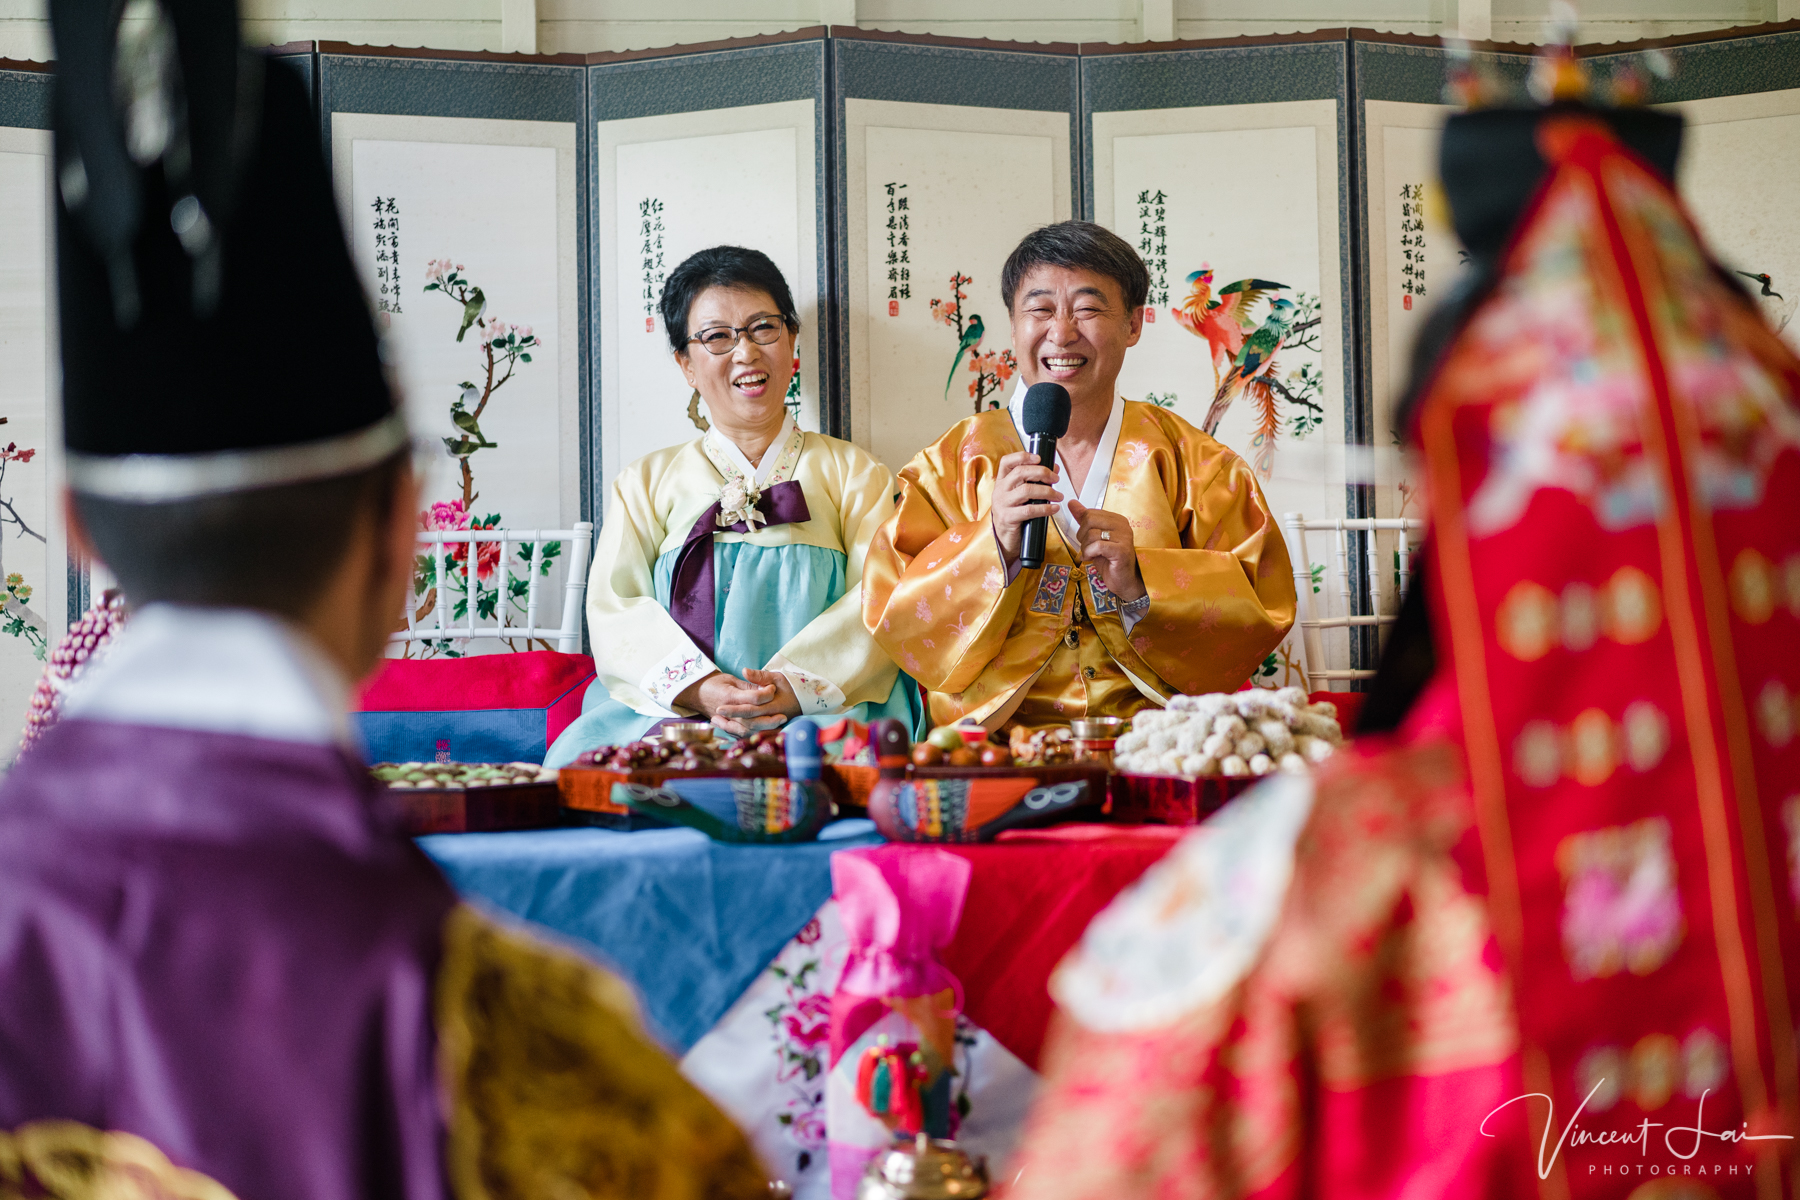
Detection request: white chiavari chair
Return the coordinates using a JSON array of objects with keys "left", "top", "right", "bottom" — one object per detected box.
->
[
  {"left": 1280, "top": 514, "right": 1424, "bottom": 691},
  {"left": 393, "top": 523, "right": 594, "bottom": 654}
]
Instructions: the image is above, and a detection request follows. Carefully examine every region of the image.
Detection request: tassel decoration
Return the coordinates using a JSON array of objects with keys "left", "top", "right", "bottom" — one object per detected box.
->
[{"left": 853, "top": 1038, "right": 931, "bottom": 1135}]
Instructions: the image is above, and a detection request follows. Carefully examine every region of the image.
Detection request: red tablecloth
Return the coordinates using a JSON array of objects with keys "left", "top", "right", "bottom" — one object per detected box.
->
[{"left": 832, "top": 825, "right": 1183, "bottom": 1073}]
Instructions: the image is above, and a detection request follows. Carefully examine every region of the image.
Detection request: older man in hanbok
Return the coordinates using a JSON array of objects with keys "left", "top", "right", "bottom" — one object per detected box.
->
[
  {"left": 1008, "top": 62, "right": 1800, "bottom": 1199},
  {"left": 863, "top": 221, "right": 1296, "bottom": 732}
]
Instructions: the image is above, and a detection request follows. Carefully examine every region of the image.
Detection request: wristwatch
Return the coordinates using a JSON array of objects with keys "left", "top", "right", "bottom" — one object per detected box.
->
[{"left": 1121, "top": 593, "right": 1151, "bottom": 621}]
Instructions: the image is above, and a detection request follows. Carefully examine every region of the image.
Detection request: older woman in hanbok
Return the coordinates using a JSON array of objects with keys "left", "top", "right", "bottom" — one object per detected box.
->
[{"left": 546, "top": 247, "right": 924, "bottom": 765}]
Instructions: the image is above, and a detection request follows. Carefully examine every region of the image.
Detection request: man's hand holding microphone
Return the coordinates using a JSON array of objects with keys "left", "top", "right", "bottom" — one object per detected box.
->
[{"left": 991, "top": 382, "right": 1145, "bottom": 604}]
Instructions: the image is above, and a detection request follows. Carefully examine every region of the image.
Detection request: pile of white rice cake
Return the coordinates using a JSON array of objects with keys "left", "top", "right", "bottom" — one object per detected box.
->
[{"left": 1115, "top": 687, "right": 1344, "bottom": 778}]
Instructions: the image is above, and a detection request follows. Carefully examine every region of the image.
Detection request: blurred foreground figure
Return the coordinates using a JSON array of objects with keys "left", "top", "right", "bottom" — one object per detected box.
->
[
  {"left": 1010, "top": 56, "right": 1800, "bottom": 1200},
  {"left": 0, "top": 3, "right": 765, "bottom": 1198}
]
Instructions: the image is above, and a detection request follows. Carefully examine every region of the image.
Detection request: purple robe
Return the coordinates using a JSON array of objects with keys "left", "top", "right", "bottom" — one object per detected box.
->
[{"left": 0, "top": 716, "right": 456, "bottom": 1200}]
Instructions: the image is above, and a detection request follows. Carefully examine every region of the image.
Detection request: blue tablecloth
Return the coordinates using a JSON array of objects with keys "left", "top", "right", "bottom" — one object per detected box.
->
[{"left": 418, "top": 819, "right": 879, "bottom": 1052}]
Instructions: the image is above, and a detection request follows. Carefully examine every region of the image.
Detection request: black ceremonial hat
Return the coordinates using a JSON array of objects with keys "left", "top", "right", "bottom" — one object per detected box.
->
[
  {"left": 1439, "top": 103, "right": 1683, "bottom": 261},
  {"left": 52, "top": 0, "right": 403, "bottom": 502}
]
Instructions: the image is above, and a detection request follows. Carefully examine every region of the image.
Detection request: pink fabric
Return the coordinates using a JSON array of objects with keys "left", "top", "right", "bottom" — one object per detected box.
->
[
  {"left": 1308, "top": 1060, "right": 1531, "bottom": 1200},
  {"left": 354, "top": 651, "right": 596, "bottom": 747},
  {"left": 828, "top": 847, "right": 971, "bottom": 1065},
  {"left": 993, "top": 824, "right": 1185, "bottom": 845},
  {"left": 828, "top": 835, "right": 1179, "bottom": 1071},
  {"left": 831, "top": 1147, "right": 880, "bottom": 1198}
]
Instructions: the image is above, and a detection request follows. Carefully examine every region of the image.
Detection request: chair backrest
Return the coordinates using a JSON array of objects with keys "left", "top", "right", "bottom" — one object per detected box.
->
[
  {"left": 1280, "top": 514, "right": 1423, "bottom": 691},
  {"left": 393, "top": 523, "right": 595, "bottom": 654}
]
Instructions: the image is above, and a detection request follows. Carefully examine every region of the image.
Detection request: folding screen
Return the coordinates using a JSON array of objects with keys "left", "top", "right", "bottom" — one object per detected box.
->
[
  {"left": 1082, "top": 35, "right": 1354, "bottom": 514},
  {"left": 589, "top": 30, "right": 827, "bottom": 493},
  {"left": 1585, "top": 24, "right": 1800, "bottom": 357},
  {"left": 1351, "top": 33, "right": 1533, "bottom": 525},
  {"left": 0, "top": 60, "right": 69, "bottom": 741},
  {"left": 829, "top": 30, "right": 1077, "bottom": 471},
  {"left": 320, "top": 45, "right": 589, "bottom": 537},
  {"left": 1082, "top": 34, "right": 1354, "bottom": 684},
  {"left": 269, "top": 40, "right": 316, "bottom": 111}
]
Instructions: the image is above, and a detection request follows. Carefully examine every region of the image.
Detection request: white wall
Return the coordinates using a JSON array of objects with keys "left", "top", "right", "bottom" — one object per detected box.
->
[{"left": 0, "top": 0, "right": 1784, "bottom": 63}]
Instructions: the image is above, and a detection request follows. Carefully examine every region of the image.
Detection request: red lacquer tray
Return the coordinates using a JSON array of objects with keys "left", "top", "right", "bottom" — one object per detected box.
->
[{"left": 1108, "top": 773, "right": 1254, "bottom": 825}]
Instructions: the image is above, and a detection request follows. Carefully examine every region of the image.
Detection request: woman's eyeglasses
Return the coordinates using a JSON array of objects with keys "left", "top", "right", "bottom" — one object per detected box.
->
[{"left": 688, "top": 316, "right": 789, "bottom": 355}]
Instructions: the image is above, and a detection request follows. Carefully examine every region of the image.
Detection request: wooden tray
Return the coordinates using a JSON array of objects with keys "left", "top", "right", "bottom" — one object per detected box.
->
[
  {"left": 558, "top": 763, "right": 785, "bottom": 817},
  {"left": 821, "top": 762, "right": 877, "bottom": 814},
  {"left": 386, "top": 779, "right": 567, "bottom": 834},
  {"left": 1109, "top": 773, "right": 1253, "bottom": 825},
  {"left": 909, "top": 760, "right": 1105, "bottom": 785}
]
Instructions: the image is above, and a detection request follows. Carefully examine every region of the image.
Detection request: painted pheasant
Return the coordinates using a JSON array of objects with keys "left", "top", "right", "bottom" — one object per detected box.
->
[
  {"left": 1203, "top": 297, "right": 1296, "bottom": 479},
  {"left": 1172, "top": 266, "right": 1289, "bottom": 391}
]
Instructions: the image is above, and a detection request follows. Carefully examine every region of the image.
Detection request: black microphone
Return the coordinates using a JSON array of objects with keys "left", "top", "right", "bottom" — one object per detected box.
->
[{"left": 1018, "top": 382, "right": 1071, "bottom": 571}]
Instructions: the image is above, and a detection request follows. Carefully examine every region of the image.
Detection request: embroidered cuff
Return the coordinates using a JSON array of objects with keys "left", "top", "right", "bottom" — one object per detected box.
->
[
  {"left": 1121, "top": 593, "right": 1151, "bottom": 636},
  {"left": 642, "top": 643, "right": 717, "bottom": 712},
  {"left": 770, "top": 659, "right": 847, "bottom": 715}
]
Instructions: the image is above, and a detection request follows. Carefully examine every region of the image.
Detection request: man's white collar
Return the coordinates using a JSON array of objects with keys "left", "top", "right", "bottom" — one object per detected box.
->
[
  {"left": 1006, "top": 385, "right": 1126, "bottom": 549},
  {"left": 64, "top": 604, "right": 354, "bottom": 747}
]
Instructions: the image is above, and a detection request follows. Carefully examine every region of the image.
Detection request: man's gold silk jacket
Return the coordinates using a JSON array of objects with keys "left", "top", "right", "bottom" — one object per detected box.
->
[{"left": 862, "top": 400, "right": 1297, "bottom": 729}]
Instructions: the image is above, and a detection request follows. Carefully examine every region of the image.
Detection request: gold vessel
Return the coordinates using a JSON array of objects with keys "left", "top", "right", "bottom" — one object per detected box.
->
[{"left": 857, "top": 1134, "right": 989, "bottom": 1200}]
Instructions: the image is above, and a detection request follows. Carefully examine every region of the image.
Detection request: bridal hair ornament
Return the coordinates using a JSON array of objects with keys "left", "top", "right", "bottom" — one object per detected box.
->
[{"left": 1442, "top": 1, "right": 1673, "bottom": 112}]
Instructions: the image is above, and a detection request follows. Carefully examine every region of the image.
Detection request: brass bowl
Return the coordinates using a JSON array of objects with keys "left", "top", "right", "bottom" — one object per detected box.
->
[
  {"left": 858, "top": 1134, "right": 989, "bottom": 1199},
  {"left": 1069, "top": 716, "right": 1124, "bottom": 740},
  {"left": 659, "top": 721, "right": 716, "bottom": 744}
]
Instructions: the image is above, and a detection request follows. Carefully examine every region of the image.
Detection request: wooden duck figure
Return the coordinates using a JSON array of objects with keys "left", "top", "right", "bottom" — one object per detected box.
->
[
  {"left": 865, "top": 719, "right": 1107, "bottom": 843},
  {"left": 619, "top": 719, "right": 833, "bottom": 843}
]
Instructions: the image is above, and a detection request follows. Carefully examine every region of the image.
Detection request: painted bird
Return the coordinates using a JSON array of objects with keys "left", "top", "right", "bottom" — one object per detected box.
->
[
  {"left": 1202, "top": 297, "right": 1296, "bottom": 438},
  {"left": 450, "top": 408, "right": 494, "bottom": 446},
  {"left": 449, "top": 382, "right": 496, "bottom": 449},
  {"left": 944, "top": 314, "right": 985, "bottom": 400},
  {"left": 455, "top": 286, "right": 486, "bottom": 342},
  {"left": 1738, "top": 270, "right": 1797, "bottom": 333},
  {"left": 1740, "top": 270, "right": 1784, "bottom": 298},
  {"left": 1173, "top": 267, "right": 1289, "bottom": 390}
]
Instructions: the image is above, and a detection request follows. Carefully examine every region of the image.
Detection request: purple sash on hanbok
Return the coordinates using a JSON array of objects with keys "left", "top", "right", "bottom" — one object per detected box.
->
[{"left": 668, "top": 480, "right": 810, "bottom": 660}]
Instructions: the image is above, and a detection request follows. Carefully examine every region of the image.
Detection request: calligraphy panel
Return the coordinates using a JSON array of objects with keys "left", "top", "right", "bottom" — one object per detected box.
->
[
  {"left": 831, "top": 33, "right": 1077, "bottom": 471},
  {"left": 589, "top": 35, "right": 827, "bottom": 499},
  {"left": 1352, "top": 38, "right": 1532, "bottom": 540},
  {"left": 596, "top": 99, "right": 818, "bottom": 485},
  {"left": 322, "top": 51, "right": 585, "bottom": 656},
  {"left": 1085, "top": 39, "right": 1351, "bottom": 686}
]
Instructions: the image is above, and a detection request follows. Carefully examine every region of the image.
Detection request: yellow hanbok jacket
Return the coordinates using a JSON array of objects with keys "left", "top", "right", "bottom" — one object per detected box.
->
[{"left": 862, "top": 399, "right": 1296, "bottom": 729}]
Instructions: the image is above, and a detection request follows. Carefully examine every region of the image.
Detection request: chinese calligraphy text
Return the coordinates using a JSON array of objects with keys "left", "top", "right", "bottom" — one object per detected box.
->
[
  {"left": 641, "top": 197, "right": 666, "bottom": 324},
  {"left": 1138, "top": 189, "right": 1169, "bottom": 307},
  {"left": 372, "top": 197, "right": 403, "bottom": 314},
  {"left": 1399, "top": 183, "right": 1427, "bottom": 310},
  {"left": 885, "top": 182, "right": 911, "bottom": 303}
]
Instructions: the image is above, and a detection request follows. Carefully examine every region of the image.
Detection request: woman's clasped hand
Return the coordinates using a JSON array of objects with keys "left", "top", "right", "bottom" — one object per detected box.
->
[{"left": 675, "top": 667, "right": 801, "bottom": 736}]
